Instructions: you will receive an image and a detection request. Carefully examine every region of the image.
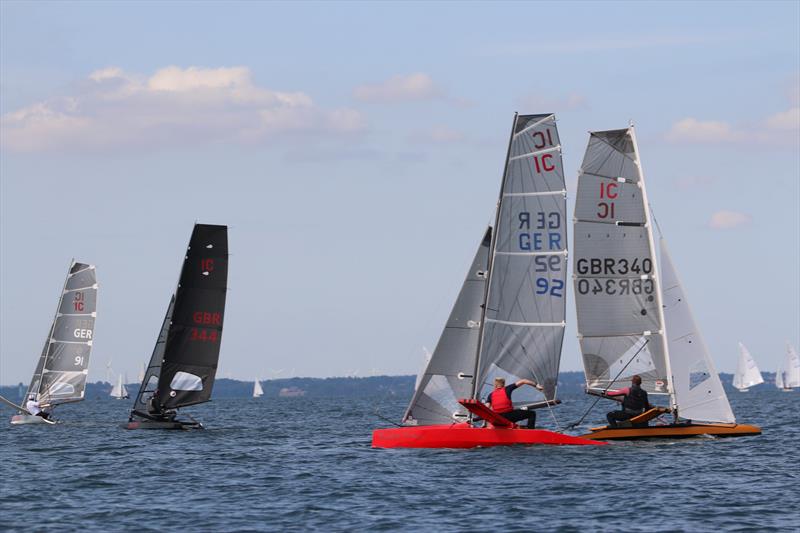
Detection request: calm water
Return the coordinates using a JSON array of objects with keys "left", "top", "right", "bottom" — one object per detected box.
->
[{"left": 1, "top": 389, "right": 798, "bottom": 531}]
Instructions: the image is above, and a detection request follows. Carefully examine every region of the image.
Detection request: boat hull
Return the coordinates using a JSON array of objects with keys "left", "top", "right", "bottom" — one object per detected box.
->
[
  {"left": 123, "top": 419, "right": 202, "bottom": 430},
  {"left": 582, "top": 422, "right": 761, "bottom": 440},
  {"left": 372, "top": 424, "right": 605, "bottom": 449},
  {"left": 10, "top": 414, "right": 56, "bottom": 425}
]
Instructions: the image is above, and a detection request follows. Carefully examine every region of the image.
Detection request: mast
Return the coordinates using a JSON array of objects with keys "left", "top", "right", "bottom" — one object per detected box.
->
[
  {"left": 469, "top": 113, "right": 518, "bottom": 401},
  {"left": 628, "top": 126, "right": 677, "bottom": 413}
]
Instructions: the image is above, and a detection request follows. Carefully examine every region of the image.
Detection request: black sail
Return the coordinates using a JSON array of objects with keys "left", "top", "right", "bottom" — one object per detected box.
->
[{"left": 157, "top": 224, "right": 228, "bottom": 409}]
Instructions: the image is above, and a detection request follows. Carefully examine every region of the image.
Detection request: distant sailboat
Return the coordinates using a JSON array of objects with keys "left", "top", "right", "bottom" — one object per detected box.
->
[
  {"left": 733, "top": 342, "right": 763, "bottom": 392},
  {"left": 2, "top": 261, "right": 97, "bottom": 425},
  {"left": 124, "top": 224, "right": 228, "bottom": 430},
  {"left": 373, "top": 113, "right": 602, "bottom": 448},
  {"left": 253, "top": 379, "right": 264, "bottom": 398},
  {"left": 776, "top": 343, "right": 800, "bottom": 391},
  {"left": 111, "top": 374, "right": 129, "bottom": 399},
  {"left": 571, "top": 126, "right": 759, "bottom": 440}
]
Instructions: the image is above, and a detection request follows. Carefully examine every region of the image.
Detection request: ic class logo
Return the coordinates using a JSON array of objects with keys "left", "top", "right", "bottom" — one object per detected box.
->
[{"left": 73, "top": 291, "right": 84, "bottom": 312}]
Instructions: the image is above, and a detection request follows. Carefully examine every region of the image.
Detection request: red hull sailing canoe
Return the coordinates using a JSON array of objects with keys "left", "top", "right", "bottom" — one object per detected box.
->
[
  {"left": 372, "top": 423, "right": 605, "bottom": 448},
  {"left": 372, "top": 399, "right": 605, "bottom": 448}
]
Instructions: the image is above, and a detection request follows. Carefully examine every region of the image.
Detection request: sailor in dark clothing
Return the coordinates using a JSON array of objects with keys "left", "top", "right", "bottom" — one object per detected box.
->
[
  {"left": 605, "top": 375, "right": 651, "bottom": 427},
  {"left": 485, "top": 377, "right": 544, "bottom": 429}
]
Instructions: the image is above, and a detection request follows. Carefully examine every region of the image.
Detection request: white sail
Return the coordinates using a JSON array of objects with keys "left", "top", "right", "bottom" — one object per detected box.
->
[
  {"left": 779, "top": 343, "right": 800, "bottom": 389},
  {"left": 110, "top": 374, "right": 129, "bottom": 399},
  {"left": 660, "top": 239, "right": 735, "bottom": 423},
  {"left": 733, "top": 342, "right": 763, "bottom": 390},
  {"left": 253, "top": 379, "right": 264, "bottom": 398},
  {"left": 572, "top": 127, "right": 670, "bottom": 395}
]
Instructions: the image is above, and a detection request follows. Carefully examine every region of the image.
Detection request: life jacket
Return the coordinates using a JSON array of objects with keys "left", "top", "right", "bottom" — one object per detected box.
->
[
  {"left": 489, "top": 387, "right": 514, "bottom": 414},
  {"left": 622, "top": 385, "right": 648, "bottom": 413}
]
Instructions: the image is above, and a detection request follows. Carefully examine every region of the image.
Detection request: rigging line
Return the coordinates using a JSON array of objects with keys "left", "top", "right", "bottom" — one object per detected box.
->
[
  {"left": 374, "top": 405, "right": 403, "bottom": 428},
  {"left": 562, "top": 338, "right": 651, "bottom": 431},
  {"left": 650, "top": 206, "right": 664, "bottom": 239}
]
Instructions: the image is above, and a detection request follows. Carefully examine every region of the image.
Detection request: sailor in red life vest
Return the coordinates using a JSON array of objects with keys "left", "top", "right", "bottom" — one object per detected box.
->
[
  {"left": 605, "top": 375, "right": 651, "bottom": 427},
  {"left": 485, "top": 377, "right": 544, "bottom": 429}
]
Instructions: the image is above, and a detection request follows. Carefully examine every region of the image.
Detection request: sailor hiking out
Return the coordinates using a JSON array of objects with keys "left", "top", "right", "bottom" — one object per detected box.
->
[
  {"left": 485, "top": 377, "right": 543, "bottom": 429},
  {"left": 26, "top": 397, "right": 51, "bottom": 420},
  {"left": 605, "top": 375, "right": 651, "bottom": 427}
]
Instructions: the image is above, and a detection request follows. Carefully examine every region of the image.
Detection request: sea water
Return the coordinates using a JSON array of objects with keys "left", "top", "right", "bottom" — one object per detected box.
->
[{"left": 1, "top": 389, "right": 798, "bottom": 531}]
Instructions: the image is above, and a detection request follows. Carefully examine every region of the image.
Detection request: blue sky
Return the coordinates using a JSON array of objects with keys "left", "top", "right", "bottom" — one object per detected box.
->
[{"left": 1, "top": 1, "right": 798, "bottom": 384}]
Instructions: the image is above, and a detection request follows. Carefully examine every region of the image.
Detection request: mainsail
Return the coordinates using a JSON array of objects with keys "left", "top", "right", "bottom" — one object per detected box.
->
[
  {"left": 660, "top": 239, "right": 735, "bottom": 423},
  {"left": 403, "top": 228, "right": 491, "bottom": 425},
  {"left": 475, "top": 113, "right": 568, "bottom": 401},
  {"left": 111, "top": 374, "right": 129, "bottom": 399},
  {"left": 253, "top": 380, "right": 264, "bottom": 398},
  {"left": 26, "top": 261, "right": 97, "bottom": 406},
  {"left": 572, "top": 127, "right": 670, "bottom": 395},
  {"left": 778, "top": 343, "right": 800, "bottom": 389},
  {"left": 129, "top": 224, "right": 228, "bottom": 418},
  {"left": 733, "top": 342, "right": 764, "bottom": 390}
]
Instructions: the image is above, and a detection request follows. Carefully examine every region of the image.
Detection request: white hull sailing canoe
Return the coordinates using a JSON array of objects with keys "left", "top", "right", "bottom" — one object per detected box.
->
[{"left": 11, "top": 414, "right": 57, "bottom": 425}]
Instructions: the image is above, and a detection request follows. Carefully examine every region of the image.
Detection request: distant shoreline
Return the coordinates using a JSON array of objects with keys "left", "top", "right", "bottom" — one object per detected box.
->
[{"left": 1, "top": 371, "right": 780, "bottom": 402}]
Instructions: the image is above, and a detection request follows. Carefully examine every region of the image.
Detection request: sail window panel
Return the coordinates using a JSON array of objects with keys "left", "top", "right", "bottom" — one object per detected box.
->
[
  {"left": 573, "top": 223, "right": 653, "bottom": 277},
  {"left": 160, "top": 362, "right": 214, "bottom": 408},
  {"left": 579, "top": 334, "right": 670, "bottom": 393},
  {"left": 478, "top": 323, "right": 564, "bottom": 399},
  {"left": 169, "top": 371, "right": 203, "bottom": 391},
  {"left": 493, "top": 195, "right": 566, "bottom": 255},
  {"left": 44, "top": 343, "right": 91, "bottom": 372},
  {"left": 574, "top": 281, "right": 661, "bottom": 337},
  {"left": 39, "top": 371, "right": 85, "bottom": 402},
  {"left": 579, "top": 135, "right": 639, "bottom": 184},
  {"left": 58, "top": 287, "right": 97, "bottom": 315},
  {"left": 574, "top": 177, "right": 646, "bottom": 224},
  {"left": 51, "top": 315, "right": 96, "bottom": 343}
]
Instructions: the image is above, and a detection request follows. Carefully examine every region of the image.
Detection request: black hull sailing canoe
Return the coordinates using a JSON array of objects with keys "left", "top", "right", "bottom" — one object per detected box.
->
[{"left": 125, "top": 224, "right": 228, "bottom": 430}]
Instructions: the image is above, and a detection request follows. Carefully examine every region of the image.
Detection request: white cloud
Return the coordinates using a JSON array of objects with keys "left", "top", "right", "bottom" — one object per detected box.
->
[
  {"left": 665, "top": 118, "right": 744, "bottom": 143},
  {"left": 353, "top": 73, "right": 441, "bottom": 103},
  {"left": 765, "top": 107, "right": 800, "bottom": 130},
  {"left": 1, "top": 66, "right": 365, "bottom": 152},
  {"left": 709, "top": 210, "right": 752, "bottom": 230}
]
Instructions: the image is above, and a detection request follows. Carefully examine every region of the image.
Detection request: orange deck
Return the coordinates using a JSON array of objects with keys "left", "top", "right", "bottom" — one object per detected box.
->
[{"left": 582, "top": 422, "right": 761, "bottom": 440}]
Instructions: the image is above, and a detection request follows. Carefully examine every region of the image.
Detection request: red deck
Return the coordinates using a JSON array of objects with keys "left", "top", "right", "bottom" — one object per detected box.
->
[{"left": 372, "top": 423, "right": 605, "bottom": 449}]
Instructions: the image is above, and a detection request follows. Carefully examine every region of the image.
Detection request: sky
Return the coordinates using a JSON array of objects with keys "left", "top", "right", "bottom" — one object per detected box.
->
[{"left": 1, "top": 1, "right": 798, "bottom": 385}]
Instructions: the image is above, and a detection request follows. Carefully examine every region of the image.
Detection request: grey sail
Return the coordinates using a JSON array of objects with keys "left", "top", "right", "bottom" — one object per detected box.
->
[
  {"left": 27, "top": 261, "right": 98, "bottom": 406},
  {"left": 475, "top": 113, "right": 567, "bottom": 400},
  {"left": 131, "top": 295, "right": 175, "bottom": 414},
  {"left": 403, "top": 228, "right": 491, "bottom": 425},
  {"left": 572, "top": 128, "right": 671, "bottom": 395}
]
